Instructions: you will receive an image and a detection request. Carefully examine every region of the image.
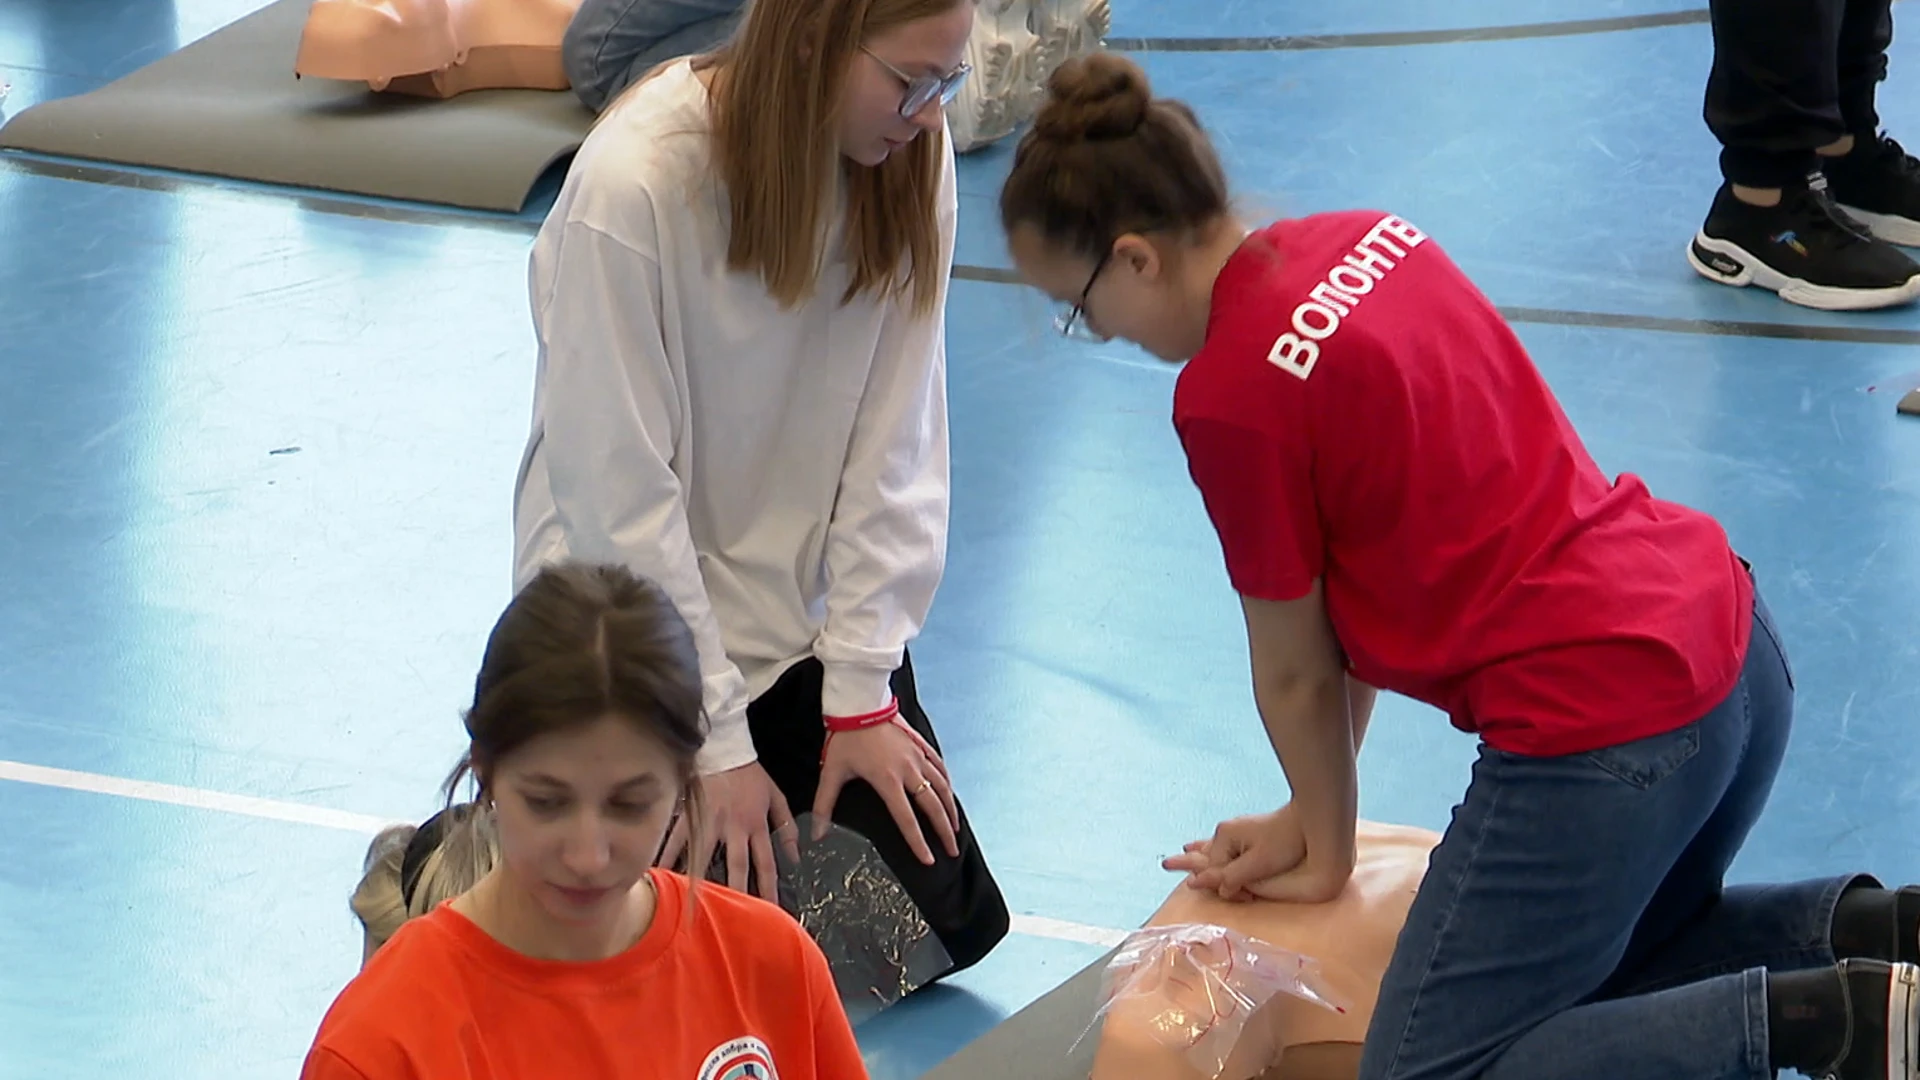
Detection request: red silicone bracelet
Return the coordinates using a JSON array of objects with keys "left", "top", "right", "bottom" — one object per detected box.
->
[{"left": 823, "top": 696, "right": 901, "bottom": 732}]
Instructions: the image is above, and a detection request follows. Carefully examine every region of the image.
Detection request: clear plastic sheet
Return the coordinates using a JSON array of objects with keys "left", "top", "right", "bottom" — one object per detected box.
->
[
  {"left": 696, "top": 813, "right": 953, "bottom": 1024},
  {"left": 1865, "top": 369, "right": 1920, "bottom": 397},
  {"left": 1078, "top": 923, "right": 1350, "bottom": 1080}
]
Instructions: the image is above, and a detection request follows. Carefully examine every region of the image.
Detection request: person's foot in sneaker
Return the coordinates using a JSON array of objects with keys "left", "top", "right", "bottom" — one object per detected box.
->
[
  {"left": 1824, "top": 132, "right": 1920, "bottom": 247},
  {"left": 1688, "top": 174, "right": 1920, "bottom": 311}
]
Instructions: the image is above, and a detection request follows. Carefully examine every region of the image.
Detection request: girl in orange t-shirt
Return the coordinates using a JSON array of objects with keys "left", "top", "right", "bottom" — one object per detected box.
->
[{"left": 301, "top": 561, "right": 869, "bottom": 1080}]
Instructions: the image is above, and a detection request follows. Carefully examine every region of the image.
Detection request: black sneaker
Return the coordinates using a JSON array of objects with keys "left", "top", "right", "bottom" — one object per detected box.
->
[
  {"left": 1809, "top": 959, "right": 1919, "bottom": 1080},
  {"left": 1824, "top": 133, "right": 1920, "bottom": 247},
  {"left": 1688, "top": 175, "right": 1920, "bottom": 311}
]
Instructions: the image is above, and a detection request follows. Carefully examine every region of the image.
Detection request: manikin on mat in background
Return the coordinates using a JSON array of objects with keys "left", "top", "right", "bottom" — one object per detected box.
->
[
  {"left": 294, "top": 0, "right": 583, "bottom": 99},
  {"left": 1091, "top": 821, "right": 1440, "bottom": 1080}
]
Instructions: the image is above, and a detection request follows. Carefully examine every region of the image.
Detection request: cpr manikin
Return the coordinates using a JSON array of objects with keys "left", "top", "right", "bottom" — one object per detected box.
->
[
  {"left": 295, "top": 0, "right": 584, "bottom": 99},
  {"left": 1091, "top": 821, "right": 1440, "bottom": 1080}
]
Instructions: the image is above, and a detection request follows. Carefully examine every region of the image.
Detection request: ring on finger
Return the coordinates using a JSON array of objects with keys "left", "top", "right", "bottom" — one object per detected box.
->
[{"left": 912, "top": 778, "right": 932, "bottom": 796}]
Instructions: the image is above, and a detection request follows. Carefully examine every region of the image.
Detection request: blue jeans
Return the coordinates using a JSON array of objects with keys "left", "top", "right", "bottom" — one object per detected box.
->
[
  {"left": 561, "top": 0, "right": 748, "bottom": 112},
  {"left": 1358, "top": 579, "right": 1869, "bottom": 1079}
]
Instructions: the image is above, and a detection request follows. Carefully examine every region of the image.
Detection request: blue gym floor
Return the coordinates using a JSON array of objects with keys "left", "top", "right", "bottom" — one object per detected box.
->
[{"left": 3, "top": 2, "right": 1919, "bottom": 1077}]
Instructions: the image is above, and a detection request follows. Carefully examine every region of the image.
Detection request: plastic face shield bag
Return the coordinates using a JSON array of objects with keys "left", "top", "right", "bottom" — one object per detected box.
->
[
  {"left": 697, "top": 813, "right": 953, "bottom": 1024},
  {"left": 1080, "top": 923, "right": 1351, "bottom": 1079}
]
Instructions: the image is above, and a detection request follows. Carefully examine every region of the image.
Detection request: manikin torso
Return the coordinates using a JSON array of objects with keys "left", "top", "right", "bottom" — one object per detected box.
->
[
  {"left": 295, "top": 0, "right": 585, "bottom": 98},
  {"left": 1091, "top": 821, "right": 1440, "bottom": 1080}
]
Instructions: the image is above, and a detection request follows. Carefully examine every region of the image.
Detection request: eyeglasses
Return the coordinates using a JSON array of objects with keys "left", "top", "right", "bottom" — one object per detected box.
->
[
  {"left": 863, "top": 48, "right": 972, "bottom": 119},
  {"left": 1055, "top": 249, "right": 1113, "bottom": 342}
]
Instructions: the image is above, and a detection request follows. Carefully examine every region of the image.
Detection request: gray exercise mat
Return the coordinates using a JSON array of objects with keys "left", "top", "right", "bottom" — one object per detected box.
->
[
  {"left": 0, "top": 0, "right": 593, "bottom": 212},
  {"left": 923, "top": 949, "right": 1116, "bottom": 1080}
]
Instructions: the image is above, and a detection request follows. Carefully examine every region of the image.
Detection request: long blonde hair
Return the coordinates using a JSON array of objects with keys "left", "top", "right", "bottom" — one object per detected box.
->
[{"left": 694, "top": 0, "right": 966, "bottom": 315}]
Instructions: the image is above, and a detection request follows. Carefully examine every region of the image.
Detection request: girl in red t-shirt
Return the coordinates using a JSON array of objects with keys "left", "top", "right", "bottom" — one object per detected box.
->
[
  {"left": 996, "top": 52, "right": 1920, "bottom": 1080},
  {"left": 300, "top": 562, "right": 868, "bottom": 1080}
]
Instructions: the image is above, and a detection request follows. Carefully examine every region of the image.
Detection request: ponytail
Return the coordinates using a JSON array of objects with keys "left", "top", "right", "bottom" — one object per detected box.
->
[{"left": 349, "top": 803, "right": 498, "bottom": 964}]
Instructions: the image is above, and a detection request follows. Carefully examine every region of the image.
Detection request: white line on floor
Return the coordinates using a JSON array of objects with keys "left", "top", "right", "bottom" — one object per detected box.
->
[
  {"left": 0, "top": 758, "right": 1131, "bottom": 950},
  {"left": 0, "top": 758, "right": 399, "bottom": 833},
  {"left": 1009, "top": 914, "right": 1129, "bottom": 948}
]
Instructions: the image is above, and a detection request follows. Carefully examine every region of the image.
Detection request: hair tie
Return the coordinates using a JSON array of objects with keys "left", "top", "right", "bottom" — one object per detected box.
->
[{"left": 400, "top": 804, "right": 467, "bottom": 908}]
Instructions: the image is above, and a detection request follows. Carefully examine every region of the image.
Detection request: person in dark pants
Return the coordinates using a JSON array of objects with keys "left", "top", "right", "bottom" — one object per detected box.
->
[
  {"left": 561, "top": 0, "right": 744, "bottom": 113},
  {"left": 1688, "top": 0, "right": 1920, "bottom": 311},
  {"left": 513, "top": 0, "right": 1009, "bottom": 978},
  {"left": 745, "top": 651, "right": 1009, "bottom": 971},
  {"left": 1002, "top": 52, "right": 1920, "bottom": 1080}
]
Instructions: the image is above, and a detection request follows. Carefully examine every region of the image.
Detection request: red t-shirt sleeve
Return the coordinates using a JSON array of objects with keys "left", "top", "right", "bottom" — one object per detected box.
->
[{"left": 1177, "top": 413, "right": 1324, "bottom": 603}]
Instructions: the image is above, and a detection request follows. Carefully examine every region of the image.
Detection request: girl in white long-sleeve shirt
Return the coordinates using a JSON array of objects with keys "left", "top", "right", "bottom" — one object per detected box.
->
[{"left": 509, "top": 0, "right": 1010, "bottom": 974}]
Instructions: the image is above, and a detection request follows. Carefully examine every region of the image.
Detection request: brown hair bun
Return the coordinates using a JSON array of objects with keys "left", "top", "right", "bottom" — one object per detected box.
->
[
  {"left": 1033, "top": 53, "right": 1153, "bottom": 142},
  {"left": 1000, "top": 51, "right": 1231, "bottom": 261}
]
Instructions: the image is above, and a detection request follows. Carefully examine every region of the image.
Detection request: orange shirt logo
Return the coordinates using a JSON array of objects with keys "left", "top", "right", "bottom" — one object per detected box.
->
[{"left": 697, "top": 1036, "right": 780, "bottom": 1080}]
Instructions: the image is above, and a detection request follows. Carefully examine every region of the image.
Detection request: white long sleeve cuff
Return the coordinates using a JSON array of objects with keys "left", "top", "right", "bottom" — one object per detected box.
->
[
  {"left": 819, "top": 660, "right": 899, "bottom": 719},
  {"left": 696, "top": 697, "right": 759, "bottom": 775}
]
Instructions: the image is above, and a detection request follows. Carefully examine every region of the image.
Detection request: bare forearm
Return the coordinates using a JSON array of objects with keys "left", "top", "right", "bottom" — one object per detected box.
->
[
  {"left": 1233, "top": 586, "right": 1362, "bottom": 880},
  {"left": 1254, "top": 672, "right": 1358, "bottom": 869},
  {"left": 1346, "top": 675, "right": 1377, "bottom": 753}
]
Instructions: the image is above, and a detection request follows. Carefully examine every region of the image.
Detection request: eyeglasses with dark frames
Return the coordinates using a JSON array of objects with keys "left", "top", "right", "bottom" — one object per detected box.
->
[{"left": 1055, "top": 248, "right": 1114, "bottom": 342}]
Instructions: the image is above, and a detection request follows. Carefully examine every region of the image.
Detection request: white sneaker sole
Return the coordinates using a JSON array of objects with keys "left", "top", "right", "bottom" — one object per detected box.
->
[{"left": 1686, "top": 231, "right": 1920, "bottom": 311}]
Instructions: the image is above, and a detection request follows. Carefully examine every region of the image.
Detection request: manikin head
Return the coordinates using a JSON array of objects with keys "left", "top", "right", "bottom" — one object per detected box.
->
[
  {"left": 352, "top": 562, "right": 708, "bottom": 964},
  {"left": 687, "top": 0, "right": 975, "bottom": 314},
  {"left": 999, "top": 53, "right": 1247, "bottom": 363}
]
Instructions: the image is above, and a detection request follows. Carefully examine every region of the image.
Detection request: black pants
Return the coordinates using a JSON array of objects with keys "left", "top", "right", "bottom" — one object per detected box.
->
[
  {"left": 746, "top": 651, "right": 1011, "bottom": 974},
  {"left": 1704, "top": 0, "right": 1895, "bottom": 186}
]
